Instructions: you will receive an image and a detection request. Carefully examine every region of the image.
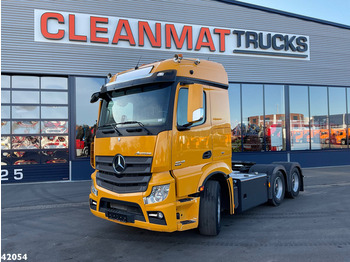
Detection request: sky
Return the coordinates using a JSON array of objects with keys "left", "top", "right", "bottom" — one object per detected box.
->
[{"left": 236, "top": 0, "right": 350, "bottom": 26}]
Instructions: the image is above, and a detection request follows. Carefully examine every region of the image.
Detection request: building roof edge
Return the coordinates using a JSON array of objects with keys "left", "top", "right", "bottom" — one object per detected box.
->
[{"left": 215, "top": 0, "right": 350, "bottom": 30}]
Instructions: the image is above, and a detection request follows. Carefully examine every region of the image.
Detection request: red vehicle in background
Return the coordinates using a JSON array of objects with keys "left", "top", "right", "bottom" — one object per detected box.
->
[
  {"left": 266, "top": 124, "right": 283, "bottom": 151},
  {"left": 76, "top": 125, "right": 95, "bottom": 156}
]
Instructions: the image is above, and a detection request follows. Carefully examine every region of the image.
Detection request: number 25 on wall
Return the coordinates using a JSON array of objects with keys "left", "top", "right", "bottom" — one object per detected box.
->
[{"left": 1, "top": 169, "right": 24, "bottom": 181}]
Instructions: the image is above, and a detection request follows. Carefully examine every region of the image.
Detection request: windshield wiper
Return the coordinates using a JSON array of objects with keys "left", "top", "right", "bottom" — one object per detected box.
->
[
  {"left": 100, "top": 123, "right": 123, "bottom": 136},
  {"left": 116, "top": 121, "right": 152, "bottom": 135}
]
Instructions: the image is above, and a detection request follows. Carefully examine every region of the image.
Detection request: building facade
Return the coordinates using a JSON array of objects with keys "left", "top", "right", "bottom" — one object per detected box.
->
[{"left": 1, "top": 0, "right": 350, "bottom": 183}]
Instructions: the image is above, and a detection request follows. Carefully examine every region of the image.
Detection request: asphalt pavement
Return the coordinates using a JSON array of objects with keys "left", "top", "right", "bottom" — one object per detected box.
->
[{"left": 2, "top": 166, "right": 350, "bottom": 262}]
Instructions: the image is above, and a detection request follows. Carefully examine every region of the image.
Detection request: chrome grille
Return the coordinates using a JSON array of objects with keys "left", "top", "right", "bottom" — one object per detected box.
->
[{"left": 95, "top": 155, "right": 152, "bottom": 193}]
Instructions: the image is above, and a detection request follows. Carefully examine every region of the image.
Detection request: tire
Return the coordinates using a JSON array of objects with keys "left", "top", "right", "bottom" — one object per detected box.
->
[
  {"left": 83, "top": 146, "right": 89, "bottom": 156},
  {"left": 269, "top": 171, "right": 285, "bottom": 206},
  {"left": 286, "top": 168, "right": 301, "bottom": 199},
  {"left": 198, "top": 180, "right": 221, "bottom": 236}
]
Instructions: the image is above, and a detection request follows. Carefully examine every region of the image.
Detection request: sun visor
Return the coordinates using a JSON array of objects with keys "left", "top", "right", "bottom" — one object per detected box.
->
[{"left": 101, "top": 69, "right": 177, "bottom": 93}]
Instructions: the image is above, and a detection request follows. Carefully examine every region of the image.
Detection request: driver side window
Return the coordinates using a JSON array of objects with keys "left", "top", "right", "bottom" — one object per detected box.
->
[{"left": 177, "top": 88, "right": 206, "bottom": 127}]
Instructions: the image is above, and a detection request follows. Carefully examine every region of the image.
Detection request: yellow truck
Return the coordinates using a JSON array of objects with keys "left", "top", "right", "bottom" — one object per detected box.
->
[{"left": 89, "top": 54, "right": 304, "bottom": 236}]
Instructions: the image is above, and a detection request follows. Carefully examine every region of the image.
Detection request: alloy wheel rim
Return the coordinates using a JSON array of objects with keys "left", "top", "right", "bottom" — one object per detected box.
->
[
  {"left": 292, "top": 172, "right": 300, "bottom": 192},
  {"left": 275, "top": 177, "right": 283, "bottom": 199}
]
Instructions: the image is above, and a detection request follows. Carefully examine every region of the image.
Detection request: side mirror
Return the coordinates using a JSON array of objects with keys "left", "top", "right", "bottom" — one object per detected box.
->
[
  {"left": 187, "top": 84, "right": 204, "bottom": 123},
  {"left": 90, "top": 92, "right": 100, "bottom": 103}
]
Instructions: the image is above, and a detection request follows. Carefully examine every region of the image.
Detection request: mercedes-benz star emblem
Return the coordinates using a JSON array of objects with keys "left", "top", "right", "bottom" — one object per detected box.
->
[{"left": 112, "top": 154, "right": 126, "bottom": 175}]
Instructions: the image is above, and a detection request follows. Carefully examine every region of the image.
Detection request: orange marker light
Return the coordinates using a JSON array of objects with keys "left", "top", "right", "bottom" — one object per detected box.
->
[{"left": 199, "top": 186, "right": 205, "bottom": 192}]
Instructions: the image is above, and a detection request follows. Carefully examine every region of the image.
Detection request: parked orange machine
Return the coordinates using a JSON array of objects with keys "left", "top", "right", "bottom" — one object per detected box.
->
[{"left": 89, "top": 55, "right": 304, "bottom": 235}]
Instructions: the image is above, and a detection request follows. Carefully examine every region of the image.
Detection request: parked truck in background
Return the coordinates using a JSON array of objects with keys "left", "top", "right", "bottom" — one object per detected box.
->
[
  {"left": 331, "top": 128, "right": 350, "bottom": 145},
  {"left": 89, "top": 54, "right": 304, "bottom": 236}
]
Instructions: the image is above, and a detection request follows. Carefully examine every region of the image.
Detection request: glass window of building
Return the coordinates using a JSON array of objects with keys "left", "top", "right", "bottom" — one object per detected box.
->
[
  {"left": 1, "top": 75, "right": 69, "bottom": 170},
  {"left": 41, "top": 92, "right": 68, "bottom": 104},
  {"left": 265, "top": 85, "right": 286, "bottom": 151},
  {"left": 290, "top": 86, "right": 309, "bottom": 150},
  {"left": 12, "top": 151, "right": 41, "bottom": 166},
  {"left": 75, "top": 77, "right": 105, "bottom": 158},
  {"left": 329, "top": 87, "right": 347, "bottom": 149},
  {"left": 348, "top": 88, "right": 350, "bottom": 146},
  {"left": 228, "top": 84, "right": 242, "bottom": 152},
  {"left": 2, "top": 106, "right": 11, "bottom": 119},
  {"left": 310, "top": 86, "right": 328, "bottom": 150},
  {"left": 2, "top": 90, "right": 10, "bottom": 103},
  {"left": 12, "top": 76, "right": 39, "bottom": 89},
  {"left": 41, "top": 121, "right": 68, "bottom": 134},
  {"left": 12, "top": 121, "right": 40, "bottom": 134},
  {"left": 12, "top": 106, "right": 40, "bottom": 119},
  {"left": 12, "top": 91, "right": 40, "bottom": 104},
  {"left": 242, "top": 84, "right": 263, "bottom": 151},
  {"left": 41, "top": 77, "right": 68, "bottom": 90},
  {"left": 1, "top": 121, "right": 11, "bottom": 135},
  {"left": 1, "top": 136, "right": 11, "bottom": 150},
  {"left": 2, "top": 75, "right": 10, "bottom": 88},
  {"left": 41, "top": 106, "right": 68, "bottom": 119}
]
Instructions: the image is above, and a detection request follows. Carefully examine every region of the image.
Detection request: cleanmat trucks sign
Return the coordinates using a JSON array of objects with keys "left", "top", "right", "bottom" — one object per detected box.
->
[{"left": 34, "top": 9, "right": 310, "bottom": 60}]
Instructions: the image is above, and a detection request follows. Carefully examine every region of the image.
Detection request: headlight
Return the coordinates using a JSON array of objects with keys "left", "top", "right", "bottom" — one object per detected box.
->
[
  {"left": 143, "top": 184, "right": 170, "bottom": 205},
  {"left": 91, "top": 181, "right": 98, "bottom": 196}
]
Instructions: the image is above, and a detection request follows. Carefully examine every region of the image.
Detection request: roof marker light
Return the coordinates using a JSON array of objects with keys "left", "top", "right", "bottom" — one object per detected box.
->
[{"left": 174, "top": 54, "right": 183, "bottom": 63}]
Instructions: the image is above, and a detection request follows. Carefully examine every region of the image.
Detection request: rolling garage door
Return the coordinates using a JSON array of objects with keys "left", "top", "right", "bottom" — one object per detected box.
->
[{"left": 1, "top": 75, "right": 69, "bottom": 183}]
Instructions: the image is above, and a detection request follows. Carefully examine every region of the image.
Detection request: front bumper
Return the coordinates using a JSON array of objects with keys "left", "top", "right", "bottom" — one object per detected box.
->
[
  {"left": 89, "top": 171, "right": 179, "bottom": 232},
  {"left": 89, "top": 196, "right": 178, "bottom": 232}
]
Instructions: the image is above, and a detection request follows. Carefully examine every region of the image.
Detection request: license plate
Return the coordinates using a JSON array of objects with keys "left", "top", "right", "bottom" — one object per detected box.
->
[{"left": 106, "top": 210, "right": 128, "bottom": 223}]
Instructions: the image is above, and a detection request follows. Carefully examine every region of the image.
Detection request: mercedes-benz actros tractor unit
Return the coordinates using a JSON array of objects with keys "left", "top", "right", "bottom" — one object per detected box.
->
[{"left": 89, "top": 54, "right": 303, "bottom": 236}]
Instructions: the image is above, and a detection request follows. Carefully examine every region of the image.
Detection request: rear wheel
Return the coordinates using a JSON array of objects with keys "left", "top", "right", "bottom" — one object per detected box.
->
[
  {"left": 269, "top": 171, "right": 285, "bottom": 206},
  {"left": 287, "top": 168, "right": 300, "bottom": 198},
  {"left": 198, "top": 180, "right": 221, "bottom": 236}
]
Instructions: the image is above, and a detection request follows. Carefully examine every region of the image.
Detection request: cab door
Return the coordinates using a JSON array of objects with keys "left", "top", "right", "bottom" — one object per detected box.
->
[{"left": 172, "top": 84, "right": 212, "bottom": 197}]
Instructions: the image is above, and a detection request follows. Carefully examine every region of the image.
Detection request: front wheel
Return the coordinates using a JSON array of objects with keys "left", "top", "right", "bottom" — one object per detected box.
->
[
  {"left": 198, "top": 180, "right": 221, "bottom": 236},
  {"left": 269, "top": 171, "right": 285, "bottom": 206}
]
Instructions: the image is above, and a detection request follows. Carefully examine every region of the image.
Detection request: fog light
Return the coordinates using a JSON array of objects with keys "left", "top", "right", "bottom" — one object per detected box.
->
[
  {"left": 91, "top": 181, "right": 98, "bottom": 196},
  {"left": 143, "top": 184, "right": 170, "bottom": 205},
  {"left": 158, "top": 212, "right": 164, "bottom": 219},
  {"left": 89, "top": 198, "right": 97, "bottom": 210}
]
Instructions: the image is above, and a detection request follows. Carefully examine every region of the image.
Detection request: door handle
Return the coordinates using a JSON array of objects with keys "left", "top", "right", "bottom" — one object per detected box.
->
[{"left": 202, "top": 150, "right": 212, "bottom": 159}]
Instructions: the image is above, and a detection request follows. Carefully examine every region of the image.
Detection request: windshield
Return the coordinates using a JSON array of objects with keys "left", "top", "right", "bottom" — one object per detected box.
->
[{"left": 99, "top": 83, "right": 172, "bottom": 129}]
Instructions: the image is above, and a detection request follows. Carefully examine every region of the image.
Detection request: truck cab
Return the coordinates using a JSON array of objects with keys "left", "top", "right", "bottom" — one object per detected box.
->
[{"left": 89, "top": 55, "right": 303, "bottom": 235}]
